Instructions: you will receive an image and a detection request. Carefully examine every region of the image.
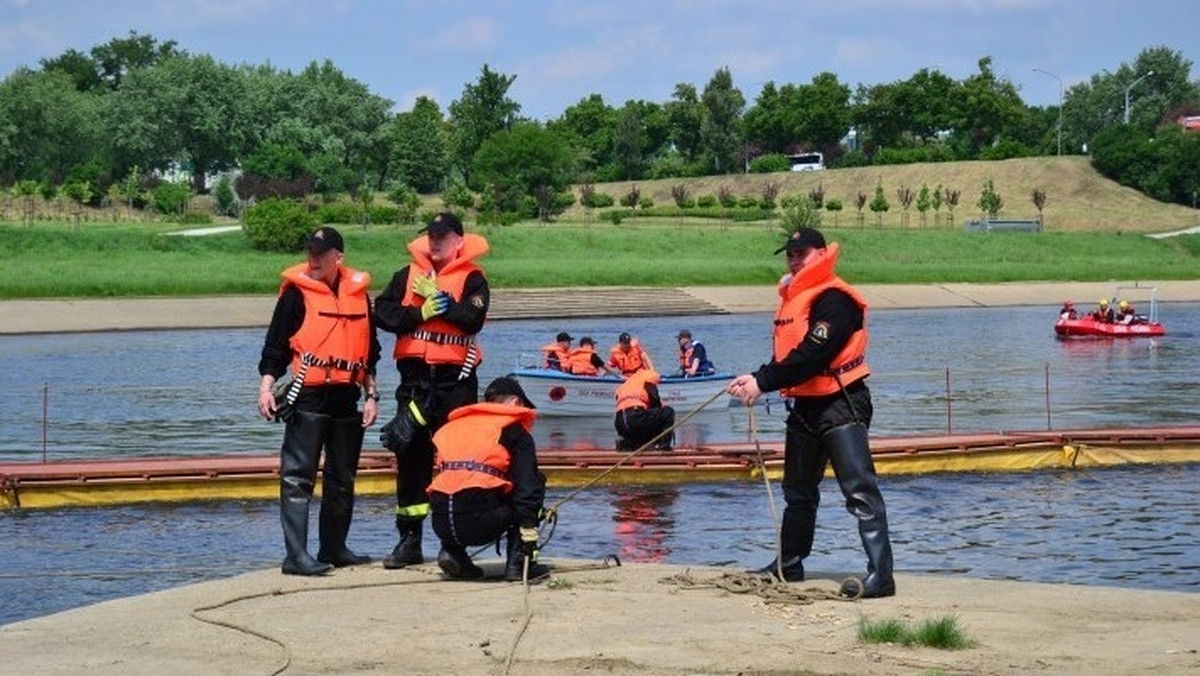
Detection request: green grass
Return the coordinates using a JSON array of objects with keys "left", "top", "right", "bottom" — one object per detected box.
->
[
  {"left": 858, "top": 615, "right": 977, "bottom": 650},
  {"left": 2, "top": 219, "right": 1198, "bottom": 299}
]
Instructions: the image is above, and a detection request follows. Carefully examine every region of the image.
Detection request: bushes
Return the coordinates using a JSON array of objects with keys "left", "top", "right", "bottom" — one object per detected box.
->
[
  {"left": 153, "top": 183, "right": 191, "bottom": 216},
  {"left": 243, "top": 198, "right": 318, "bottom": 252}
]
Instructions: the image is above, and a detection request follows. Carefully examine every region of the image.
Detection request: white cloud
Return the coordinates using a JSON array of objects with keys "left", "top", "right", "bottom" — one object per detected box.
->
[{"left": 426, "top": 15, "right": 504, "bottom": 54}]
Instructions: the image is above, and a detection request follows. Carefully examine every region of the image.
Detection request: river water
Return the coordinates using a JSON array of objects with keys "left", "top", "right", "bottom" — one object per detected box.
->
[{"left": 1, "top": 303, "right": 1198, "bottom": 626}]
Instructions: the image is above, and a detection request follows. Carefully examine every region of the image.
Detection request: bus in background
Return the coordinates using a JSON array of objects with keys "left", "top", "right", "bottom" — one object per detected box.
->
[{"left": 787, "top": 151, "right": 825, "bottom": 172}]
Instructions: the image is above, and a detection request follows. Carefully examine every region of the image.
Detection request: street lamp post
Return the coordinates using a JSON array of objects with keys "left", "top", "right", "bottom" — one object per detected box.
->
[
  {"left": 1033, "top": 68, "right": 1063, "bottom": 156},
  {"left": 1124, "top": 71, "right": 1154, "bottom": 124}
]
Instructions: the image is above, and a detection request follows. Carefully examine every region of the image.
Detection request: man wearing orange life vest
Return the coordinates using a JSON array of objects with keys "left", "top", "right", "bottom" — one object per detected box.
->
[
  {"left": 257, "top": 226, "right": 381, "bottom": 576},
  {"left": 614, "top": 369, "right": 675, "bottom": 451},
  {"left": 540, "top": 332, "right": 572, "bottom": 370},
  {"left": 374, "top": 212, "right": 490, "bottom": 569},
  {"left": 567, "top": 336, "right": 615, "bottom": 376},
  {"left": 728, "top": 227, "right": 895, "bottom": 599},
  {"left": 608, "top": 332, "right": 655, "bottom": 376},
  {"left": 427, "top": 376, "right": 548, "bottom": 582}
]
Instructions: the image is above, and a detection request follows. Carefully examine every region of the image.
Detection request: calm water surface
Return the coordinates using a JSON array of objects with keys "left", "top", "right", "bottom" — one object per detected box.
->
[{"left": 1, "top": 303, "right": 1198, "bottom": 626}]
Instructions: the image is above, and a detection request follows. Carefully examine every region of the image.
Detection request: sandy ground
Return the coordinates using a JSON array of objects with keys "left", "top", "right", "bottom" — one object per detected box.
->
[{"left": 1, "top": 560, "right": 1197, "bottom": 675}]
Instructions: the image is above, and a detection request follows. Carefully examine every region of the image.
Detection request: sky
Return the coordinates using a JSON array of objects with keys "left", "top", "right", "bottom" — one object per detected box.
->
[{"left": 1, "top": 0, "right": 1197, "bottom": 119}]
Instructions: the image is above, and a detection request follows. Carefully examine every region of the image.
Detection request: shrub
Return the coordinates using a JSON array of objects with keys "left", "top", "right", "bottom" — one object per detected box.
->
[
  {"left": 620, "top": 185, "right": 641, "bottom": 208},
  {"left": 369, "top": 205, "right": 400, "bottom": 224},
  {"left": 750, "top": 153, "right": 791, "bottom": 173},
  {"left": 717, "top": 185, "right": 736, "bottom": 208},
  {"left": 638, "top": 196, "right": 654, "bottom": 209},
  {"left": 243, "top": 198, "right": 318, "bottom": 252},
  {"left": 176, "top": 212, "right": 213, "bottom": 225},
  {"left": 737, "top": 195, "right": 759, "bottom": 208},
  {"left": 153, "top": 182, "right": 192, "bottom": 216},
  {"left": 316, "top": 202, "right": 359, "bottom": 224},
  {"left": 214, "top": 175, "right": 238, "bottom": 216},
  {"left": 696, "top": 194, "right": 717, "bottom": 208},
  {"left": 584, "top": 191, "right": 615, "bottom": 208},
  {"left": 443, "top": 177, "right": 475, "bottom": 210}
]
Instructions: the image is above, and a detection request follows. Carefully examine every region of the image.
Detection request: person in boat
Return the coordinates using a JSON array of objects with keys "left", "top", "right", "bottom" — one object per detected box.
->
[
  {"left": 256, "top": 226, "right": 381, "bottom": 576},
  {"left": 614, "top": 369, "right": 676, "bottom": 451},
  {"left": 1092, "top": 298, "right": 1115, "bottom": 323},
  {"left": 608, "top": 332, "right": 655, "bottom": 377},
  {"left": 1116, "top": 300, "right": 1141, "bottom": 325},
  {"left": 567, "top": 336, "right": 617, "bottom": 376},
  {"left": 1058, "top": 301, "right": 1078, "bottom": 320},
  {"left": 727, "top": 226, "right": 895, "bottom": 599},
  {"left": 676, "top": 329, "right": 715, "bottom": 377},
  {"left": 428, "top": 376, "right": 549, "bottom": 583},
  {"left": 374, "top": 212, "right": 490, "bottom": 570},
  {"left": 540, "top": 332, "right": 572, "bottom": 370}
]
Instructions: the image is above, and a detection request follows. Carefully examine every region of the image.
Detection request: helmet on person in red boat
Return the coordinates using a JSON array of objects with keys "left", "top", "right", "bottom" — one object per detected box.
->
[
  {"left": 1063, "top": 300, "right": 1074, "bottom": 307},
  {"left": 1118, "top": 300, "right": 1129, "bottom": 311},
  {"left": 1099, "top": 298, "right": 1109, "bottom": 307}
]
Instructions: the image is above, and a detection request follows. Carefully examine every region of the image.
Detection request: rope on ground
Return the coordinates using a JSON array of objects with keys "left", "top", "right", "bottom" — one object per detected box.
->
[
  {"left": 188, "top": 572, "right": 446, "bottom": 675},
  {"left": 659, "top": 569, "right": 851, "bottom": 605}
]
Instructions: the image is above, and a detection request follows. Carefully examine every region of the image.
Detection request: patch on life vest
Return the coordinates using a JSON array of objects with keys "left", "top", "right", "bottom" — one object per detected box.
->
[
  {"left": 809, "top": 321, "right": 830, "bottom": 343},
  {"left": 469, "top": 294, "right": 485, "bottom": 309}
]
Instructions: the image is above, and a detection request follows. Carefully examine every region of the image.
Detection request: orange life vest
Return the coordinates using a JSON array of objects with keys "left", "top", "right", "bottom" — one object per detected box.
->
[
  {"left": 427, "top": 402, "right": 537, "bottom": 496},
  {"left": 772, "top": 243, "right": 871, "bottom": 398},
  {"left": 608, "top": 339, "right": 650, "bottom": 375},
  {"left": 615, "top": 370, "right": 661, "bottom": 412},
  {"left": 566, "top": 345, "right": 600, "bottom": 375},
  {"left": 392, "top": 233, "right": 489, "bottom": 365},
  {"left": 541, "top": 342, "right": 569, "bottom": 369},
  {"left": 280, "top": 263, "right": 371, "bottom": 386}
]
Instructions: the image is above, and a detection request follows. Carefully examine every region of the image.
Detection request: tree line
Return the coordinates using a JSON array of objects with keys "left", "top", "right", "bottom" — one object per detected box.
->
[{"left": 1, "top": 32, "right": 1198, "bottom": 221}]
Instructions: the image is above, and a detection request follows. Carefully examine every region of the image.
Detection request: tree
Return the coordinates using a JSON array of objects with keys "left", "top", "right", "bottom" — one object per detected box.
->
[
  {"left": 977, "top": 178, "right": 1003, "bottom": 219},
  {"left": 449, "top": 65, "right": 520, "bottom": 188},
  {"left": 0, "top": 68, "right": 105, "bottom": 183},
  {"left": 665, "top": 83, "right": 705, "bottom": 164},
  {"left": 472, "top": 122, "right": 577, "bottom": 221},
  {"left": 39, "top": 48, "right": 103, "bottom": 92},
  {"left": 869, "top": 181, "right": 890, "bottom": 227},
  {"left": 551, "top": 94, "right": 617, "bottom": 175},
  {"left": 90, "top": 31, "right": 182, "bottom": 89},
  {"left": 699, "top": 67, "right": 745, "bottom": 174},
  {"left": 388, "top": 96, "right": 450, "bottom": 193},
  {"left": 949, "top": 57, "right": 1026, "bottom": 158},
  {"left": 108, "top": 54, "right": 247, "bottom": 193}
]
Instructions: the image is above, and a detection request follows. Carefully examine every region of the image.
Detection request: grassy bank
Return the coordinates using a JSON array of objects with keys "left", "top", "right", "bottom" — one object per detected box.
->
[{"left": 4, "top": 220, "right": 1198, "bottom": 299}]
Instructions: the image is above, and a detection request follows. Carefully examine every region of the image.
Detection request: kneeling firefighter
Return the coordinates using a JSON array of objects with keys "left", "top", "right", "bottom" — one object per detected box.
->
[{"left": 427, "top": 377, "right": 549, "bottom": 582}]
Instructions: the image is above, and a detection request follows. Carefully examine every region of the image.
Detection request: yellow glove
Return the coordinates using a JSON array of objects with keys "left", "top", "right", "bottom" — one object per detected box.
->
[
  {"left": 420, "top": 291, "right": 450, "bottom": 321},
  {"left": 411, "top": 271, "right": 438, "bottom": 298}
]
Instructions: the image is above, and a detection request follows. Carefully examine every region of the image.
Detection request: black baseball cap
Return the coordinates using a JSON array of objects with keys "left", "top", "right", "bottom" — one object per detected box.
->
[
  {"left": 556, "top": 332, "right": 572, "bottom": 342},
  {"left": 305, "top": 226, "right": 344, "bottom": 253},
  {"left": 419, "top": 212, "right": 464, "bottom": 236},
  {"left": 774, "top": 227, "right": 826, "bottom": 254},
  {"left": 618, "top": 332, "right": 632, "bottom": 344},
  {"left": 484, "top": 376, "right": 536, "bottom": 409}
]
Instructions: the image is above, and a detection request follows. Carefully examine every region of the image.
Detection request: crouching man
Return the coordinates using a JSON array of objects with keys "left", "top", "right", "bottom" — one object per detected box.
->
[{"left": 428, "top": 376, "right": 549, "bottom": 582}]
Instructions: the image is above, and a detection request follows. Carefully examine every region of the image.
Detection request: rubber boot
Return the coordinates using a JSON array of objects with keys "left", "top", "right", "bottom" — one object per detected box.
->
[
  {"left": 824, "top": 423, "right": 895, "bottom": 598},
  {"left": 504, "top": 528, "right": 549, "bottom": 583},
  {"left": 280, "top": 410, "right": 333, "bottom": 576},
  {"left": 317, "top": 416, "right": 371, "bottom": 567},
  {"left": 437, "top": 544, "right": 484, "bottom": 580},
  {"left": 750, "top": 555, "right": 805, "bottom": 582},
  {"left": 382, "top": 517, "right": 425, "bottom": 569}
]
